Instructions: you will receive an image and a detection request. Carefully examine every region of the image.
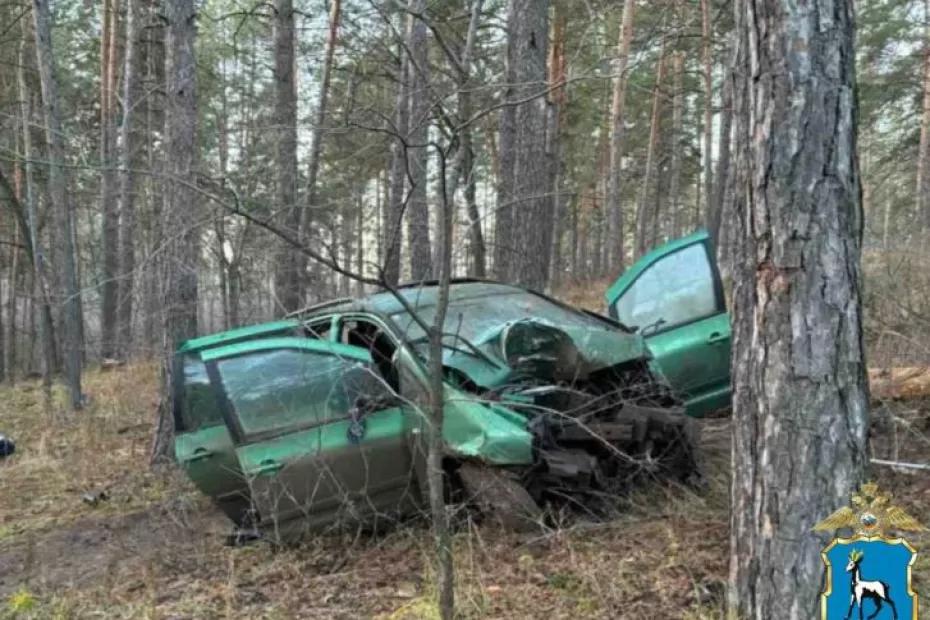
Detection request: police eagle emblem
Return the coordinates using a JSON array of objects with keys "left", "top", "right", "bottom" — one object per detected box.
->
[{"left": 814, "top": 482, "right": 925, "bottom": 619}]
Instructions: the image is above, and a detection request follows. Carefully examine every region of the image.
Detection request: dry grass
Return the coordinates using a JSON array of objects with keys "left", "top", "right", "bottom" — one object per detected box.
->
[{"left": 0, "top": 363, "right": 733, "bottom": 619}]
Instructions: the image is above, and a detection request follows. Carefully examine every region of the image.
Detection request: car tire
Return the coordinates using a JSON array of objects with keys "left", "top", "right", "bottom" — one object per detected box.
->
[{"left": 457, "top": 463, "right": 543, "bottom": 531}]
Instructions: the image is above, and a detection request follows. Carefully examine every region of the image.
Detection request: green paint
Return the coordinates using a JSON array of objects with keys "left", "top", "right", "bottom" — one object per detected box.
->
[
  {"left": 177, "top": 320, "right": 301, "bottom": 353},
  {"left": 440, "top": 388, "right": 534, "bottom": 465},
  {"left": 200, "top": 336, "right": 372, "bottom": 363}
]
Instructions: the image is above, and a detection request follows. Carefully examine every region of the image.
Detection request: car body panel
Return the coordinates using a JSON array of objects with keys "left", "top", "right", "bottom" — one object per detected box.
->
[
  {"left": 440, "top": 387, "right": 534, "bottom": 465},
  {"left": 173, "top": 322, "right": 306, "bottom": 524},
  {"left": 605, "top": 230, "right": 732, "bottom": 417},
  {"left": 176, "top": 319, "right": 302, "bottom": 354}
]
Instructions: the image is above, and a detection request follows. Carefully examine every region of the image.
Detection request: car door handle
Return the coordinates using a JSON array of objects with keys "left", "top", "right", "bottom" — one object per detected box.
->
[
  {"left": 707, "top": 332, "right": 728, "bottom": 344},
  {"left": 183, "top": 448, "right": 213, "bottom": 463},
  {"left": 251, "top": 460, "right": 284, "bottom": 476}
]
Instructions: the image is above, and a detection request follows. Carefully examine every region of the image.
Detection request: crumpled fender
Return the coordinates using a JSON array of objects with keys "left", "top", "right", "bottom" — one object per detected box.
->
[{"left": 441, "top": 387, "right": 533, "bottom": 465}]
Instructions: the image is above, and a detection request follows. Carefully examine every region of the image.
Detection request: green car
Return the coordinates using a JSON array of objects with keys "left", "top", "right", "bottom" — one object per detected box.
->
[
  {"left": 174, "top": 281, "right": 701, "bottom": 542},
  {"left": 605, "top": 230, "right": 732, "bottom": 417}
]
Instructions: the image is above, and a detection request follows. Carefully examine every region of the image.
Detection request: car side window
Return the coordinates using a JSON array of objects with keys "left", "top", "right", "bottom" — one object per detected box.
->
[
  {"left": 614, "top": 243, "right": 718, "bottom": 333},
  {"left": 216, "top": 349, "right": 394, "bottom": 440},
  {"left": 177, "top": 354, "right": 224, "bottom": 432}
]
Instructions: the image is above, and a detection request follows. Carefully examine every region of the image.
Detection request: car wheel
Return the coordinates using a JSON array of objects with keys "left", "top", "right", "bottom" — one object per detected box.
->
[{"left": 457, "top": 463, "right": 543, "bottom": 531}]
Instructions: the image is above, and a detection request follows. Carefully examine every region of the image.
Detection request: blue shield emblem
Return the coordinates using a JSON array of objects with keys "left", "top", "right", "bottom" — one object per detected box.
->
[{"left": 821, "top": 536, "right": 918, "bottom": 619}]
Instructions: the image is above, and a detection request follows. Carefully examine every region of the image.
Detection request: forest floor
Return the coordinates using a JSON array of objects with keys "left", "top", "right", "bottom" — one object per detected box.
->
[{"left": 1, "top": 284, "right": 928, "bottom": 618}]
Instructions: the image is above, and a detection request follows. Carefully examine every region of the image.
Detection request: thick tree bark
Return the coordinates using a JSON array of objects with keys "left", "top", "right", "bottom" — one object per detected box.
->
[
  {"left": 509, "top": 0, "right": 551, "bottom": 289},
  {"left": 301, "top": 0, "right": 341, "bottom": 287},
  {"left": 32, "top": 0, "right": 83, "bottom": 410},
  {"left": 272, "top": 0, "right": 301, "bottom": 312},
  {"left": 406, "top": 0, "right": 432, "bottom": 281},
  {"left": 152, "top": 0, "right": 199, "bottom": 463},
  {"left": 635, "top": 48, "right": 666, "bottom": 258},
  {"left": 606, "top": 0, "right": 635, "bottom": 275},
  {"left": 116, "top": 0, "right": 141, "bottom": 356},
  {"left": 700, "top": 0, "right": 713, "bottom": 223},
  {"left": 727, "top": 1, "right": 869, "bottom": 617},
  {"left": 916, "top": 0, "right": 930, "bottom": 229}
]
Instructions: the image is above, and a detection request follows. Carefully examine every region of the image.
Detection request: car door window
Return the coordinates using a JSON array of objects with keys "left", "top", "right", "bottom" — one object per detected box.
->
[
  {"left": 614, "top": 243, "right": 718, "bottom": 332},
  {"left": 176, "top": 354, "right": 224, "bottom": 431},
  {"left": 217, "top": 349, "right": 394, "bottom": 440}
]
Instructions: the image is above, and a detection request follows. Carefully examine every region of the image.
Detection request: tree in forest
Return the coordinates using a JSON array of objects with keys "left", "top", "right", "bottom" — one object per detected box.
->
[
  {"left": 635, "top": 42, "right": 666, "bottom": 258},
  {"left": 100, "top": 0, "right": 121, "bottom": 359},
  {"left": 700, "top": 0, "right": 713, "bottom": 221},
  {"left": 605, "top": 0, "right": 635, "bottom": 275},
  {"left": 301, "top": 0, "right": 342, "bottom": 294},
  {"left": 116, "top": 0, "right": 142, "bottom": 354},
  {"left": 273, "top": 0, "right": 302, "bottom": 312},
  {"left": 152, "top": 0, "right": 200, "bottom": 461},
  {"left": 32, "top": 0, "right": 84, "bottom": 410},
  {"left": 727, "top": 0, "right": 869, "bottom": 616},
  {"left": 496, "top": 0, "right": 551, "bottom": 289},
  {"left": 406, "top": 0, "right": 432, "bottom": 281},
  {"left": 385, "top": 10, "right": 410, "bottom": 286},
  {"left": 916, "top": 0, "right": 930, "bottom": 229}
]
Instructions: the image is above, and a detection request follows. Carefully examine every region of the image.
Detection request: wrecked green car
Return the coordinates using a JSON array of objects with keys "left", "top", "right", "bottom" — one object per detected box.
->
[{"left": 174, "top": 281, "right": 700, "bottom": 542}]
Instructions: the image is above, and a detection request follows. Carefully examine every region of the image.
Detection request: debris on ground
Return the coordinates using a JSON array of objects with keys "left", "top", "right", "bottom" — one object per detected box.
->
[{"left": 0, "top": 433, "right": 14, "bottom": 459}]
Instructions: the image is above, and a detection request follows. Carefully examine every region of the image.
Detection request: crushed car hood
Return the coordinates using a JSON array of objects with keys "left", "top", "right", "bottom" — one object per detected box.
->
[{"left": 440, "top": 318, "right": 650, "bottom": 389}]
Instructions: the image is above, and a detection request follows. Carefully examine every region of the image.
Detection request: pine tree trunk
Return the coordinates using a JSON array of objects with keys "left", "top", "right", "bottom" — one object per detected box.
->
[
  {"left": 385, "top": 33, "right": 409, "bottom": 285},
  {"left": 667, "top": 52, "right": 685, "bottom": 239},
  {"left": 455, "top": 0, "right": 486, "bottom": 279},
  {"left": 606, "top": 0, "right": 635, "bottom": 274},
  {"left": 100, "top": 0, "right": 120, "bottom": 359},
  {"left": 916, "top": 0, "right": 930, "bottom": 229},
  {"left": 406, "top": 0, "right": 432, "bottom": 281},
  {"left": 700, "top": 0, "right": 713, "bottom": 223},
  {"left": 635, "top": 47, "right": 666, "bottom": 258},
  {"left": 17, "top": 30, "right": 55, "bottom": 387},
  {"left": 708, "top": 47, "right": 733, "bottom": 249},
  {"left": 727, "top": 1, "right": 869, "bottom": 617},
  {"left": 116, "top": 0, "right": 141, "bottom": 357},
  {"left": 301, "top": 0, "right": 341, "bottom": 284},
  {"left": 494, "top": 3, "right": 519, "bottom": 281},
  {"left": 152, "top": 0, "right": 199, "bottom": 463},
  {"left": 509, "top": 0, "right": 551, "bottom": 289},
  {"left": 32, "top": 0, "right": 83, "bottom": 410},
  {"left": 272, "top": 0, "right": 301, "bottom": 311}
]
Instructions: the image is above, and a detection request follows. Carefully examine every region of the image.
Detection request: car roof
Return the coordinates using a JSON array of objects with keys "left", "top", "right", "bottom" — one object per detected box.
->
[
  {"left": 176, "top": 319, "right": 301, "bottom": 354},
  {"left": 199, "top": 336, "right": 372, "bottom": 363},
  {"left": 298, "top": 279, "right": 535, "bottom": 318}
]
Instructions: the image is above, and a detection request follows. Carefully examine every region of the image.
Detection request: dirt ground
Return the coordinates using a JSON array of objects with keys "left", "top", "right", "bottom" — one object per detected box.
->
[{"left": 1, "top": 361, "right": 928, "bottom": 618}]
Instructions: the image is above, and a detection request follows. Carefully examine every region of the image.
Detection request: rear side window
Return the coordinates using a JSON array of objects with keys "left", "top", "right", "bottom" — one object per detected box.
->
[
  {"left": 177, "top": 354, "right": 224, "bottom": 431},
  {"left": 216, "top": 349, "right": 391, "bottom": 440}
]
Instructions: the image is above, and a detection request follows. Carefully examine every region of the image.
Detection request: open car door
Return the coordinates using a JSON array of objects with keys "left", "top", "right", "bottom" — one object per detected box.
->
[
  {"left": 605, "top": 230, "right": 731, "bottom": 416},
  {"left": 202, "top": 337, "right": 419, "bottom": 542}
]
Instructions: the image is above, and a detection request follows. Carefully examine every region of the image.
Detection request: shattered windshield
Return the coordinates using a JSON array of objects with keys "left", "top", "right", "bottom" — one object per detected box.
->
[{"left": 389, "top": 290, "right": 613, "bottom": 345}]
